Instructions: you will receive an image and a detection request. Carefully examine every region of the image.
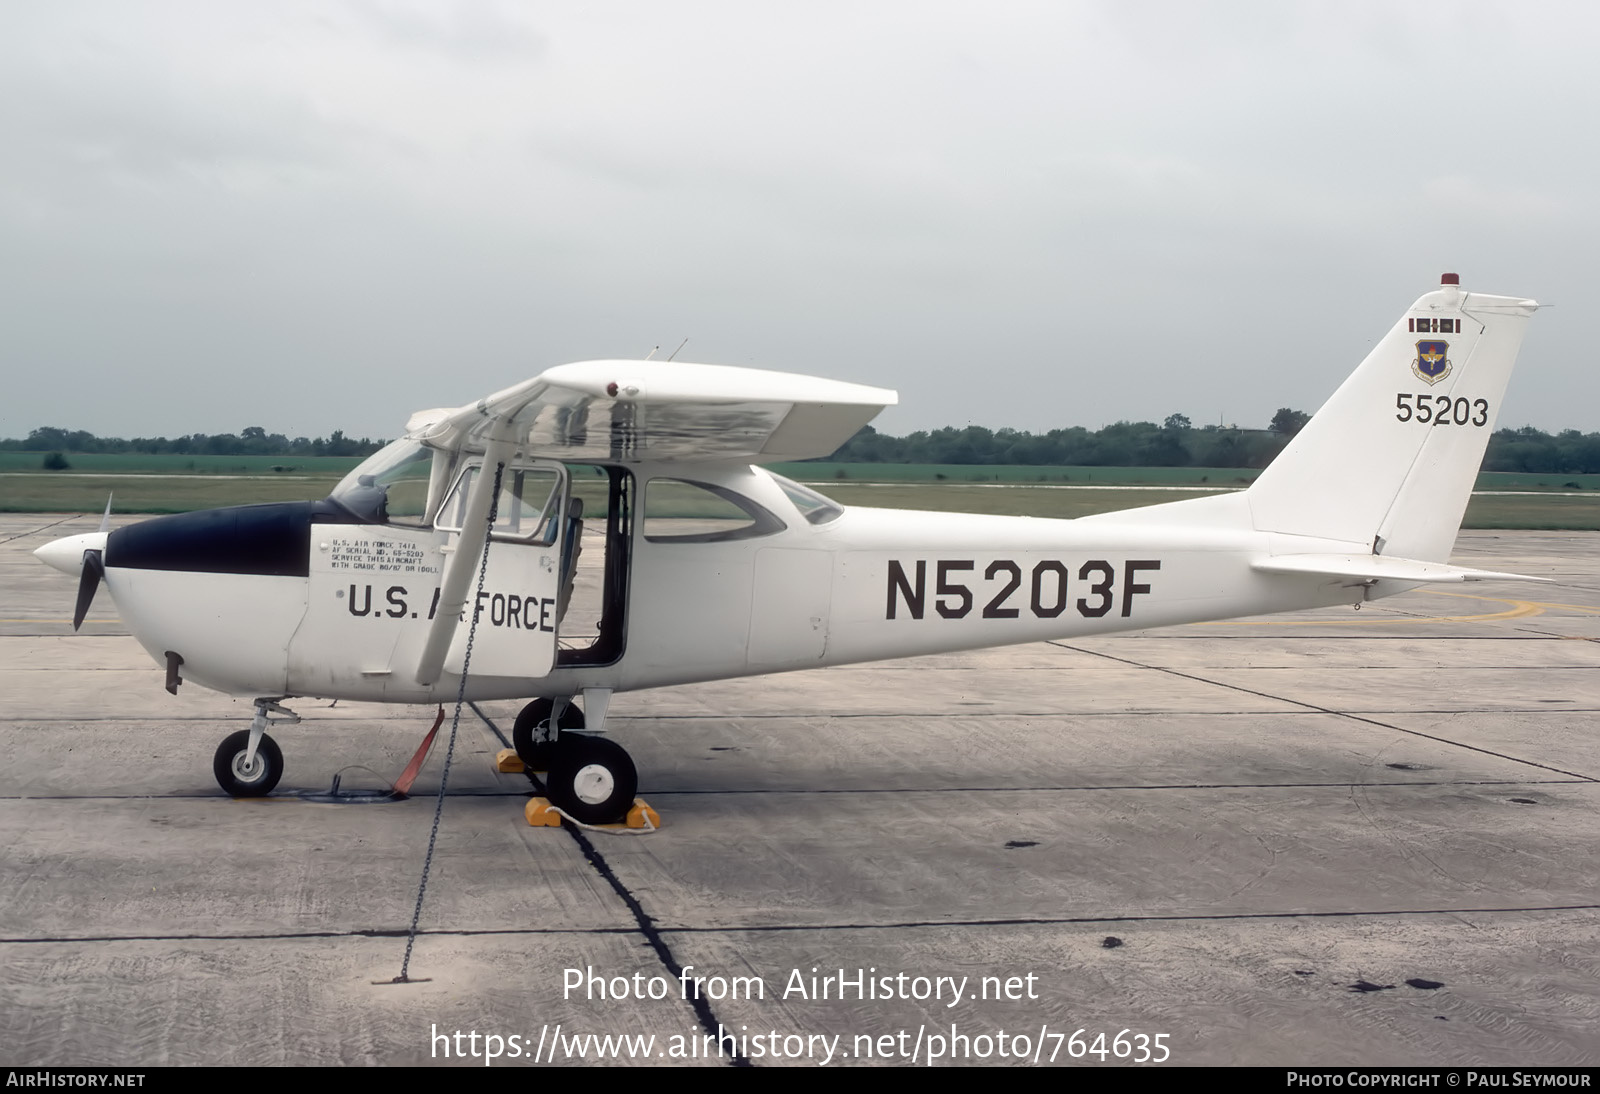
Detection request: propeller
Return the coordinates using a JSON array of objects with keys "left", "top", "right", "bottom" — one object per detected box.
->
[
  {"left": 33, "top": 496, "right": 115, "bottom": 631},
  {"left": 70, "top": 494, "right": 113, "bottom": 631},
  {"left": 72, "top": 549, "right": 104, "bottom": 631}
]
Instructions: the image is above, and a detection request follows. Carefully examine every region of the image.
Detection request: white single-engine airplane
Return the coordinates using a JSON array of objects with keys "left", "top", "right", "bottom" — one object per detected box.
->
[{"left": 36, "top": 275, "right": 1544, "bottom": 823}]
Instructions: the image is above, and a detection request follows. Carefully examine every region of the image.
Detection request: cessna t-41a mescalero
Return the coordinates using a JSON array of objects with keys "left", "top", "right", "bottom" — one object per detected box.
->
[{"left": 35, "top": 274, "right": 1545, "bottom": 823}]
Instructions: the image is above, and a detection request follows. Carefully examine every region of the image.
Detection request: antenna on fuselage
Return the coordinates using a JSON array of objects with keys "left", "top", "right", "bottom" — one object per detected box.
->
[{"left": 666, "top": 338, "right": 689, "bottom": 362}]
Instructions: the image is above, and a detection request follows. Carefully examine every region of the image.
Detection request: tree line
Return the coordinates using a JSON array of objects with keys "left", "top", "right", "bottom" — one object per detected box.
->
[
  {"left": 8, "top": 413, "right": 1600, "bottom": 474},
  {"left": 831, "top": 411, "right": 1600, "bottom": 475},
  {"left": 832, "top": 412, "right": 1304, "bottom": 469},
  {"left": 3, "top": 426, "right": 386, "bottom": 458}
]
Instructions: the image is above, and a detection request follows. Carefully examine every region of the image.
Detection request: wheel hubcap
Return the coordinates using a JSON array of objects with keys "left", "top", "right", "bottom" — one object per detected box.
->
[
  {"left": 232, "top": 752, "right": 265, "bottom": 782},
  {"left": 572, "top": 763, "right": 614, "bottom": 805}
]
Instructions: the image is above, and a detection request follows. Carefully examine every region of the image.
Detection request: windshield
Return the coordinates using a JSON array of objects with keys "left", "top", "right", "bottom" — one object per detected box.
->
[
  {"left": 330, "top": 439, "right": 435, "bottom": 525},
  {"left": 766, "top": 472, "right": 844, "bottom": 525}
]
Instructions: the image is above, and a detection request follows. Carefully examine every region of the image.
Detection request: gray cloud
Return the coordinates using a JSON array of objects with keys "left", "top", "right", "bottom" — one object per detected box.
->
[{"left": 1, "top": 1, "right": 1595, "bottom": 442}]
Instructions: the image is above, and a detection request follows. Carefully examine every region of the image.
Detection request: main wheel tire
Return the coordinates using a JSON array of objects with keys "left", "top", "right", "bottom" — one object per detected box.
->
[
  {"left": 546, "top": 735, "right": 637, "bottom": 825},
  {"left": 213, "top": 730, "right": 284, "bottom": 797},
  {"left": 512, "top": 698, "right": 585, "bottom": 771}
]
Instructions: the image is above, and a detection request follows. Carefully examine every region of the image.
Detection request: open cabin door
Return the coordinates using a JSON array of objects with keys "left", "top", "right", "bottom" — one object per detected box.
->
[{"left": 434, "top": 459, "right": 571, "bottom": 680}]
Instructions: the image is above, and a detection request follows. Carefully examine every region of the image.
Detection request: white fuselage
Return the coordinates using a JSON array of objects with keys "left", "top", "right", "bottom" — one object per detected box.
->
[{"left": 95, "top": 463, "right": 1364, "bottom": 705}]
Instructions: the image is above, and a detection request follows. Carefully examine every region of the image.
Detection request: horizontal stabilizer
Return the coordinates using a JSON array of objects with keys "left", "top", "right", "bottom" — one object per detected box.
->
[{"left": 1251, "top": 554, "right": 1549, "bottom": 584}]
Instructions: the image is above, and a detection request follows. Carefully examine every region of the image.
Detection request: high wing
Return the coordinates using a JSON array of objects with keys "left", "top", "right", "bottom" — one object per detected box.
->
[
  {"left": 409, "top": 360, "right": 895, "bottom": 687},
  {"left": 406, "top": 360, "right": 898, "bottom": 464}
]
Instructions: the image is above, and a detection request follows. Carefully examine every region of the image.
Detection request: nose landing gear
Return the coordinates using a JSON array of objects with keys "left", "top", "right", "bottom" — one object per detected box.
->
[{"left": 212, "top": 699, "right": 298, "bottom": 797}]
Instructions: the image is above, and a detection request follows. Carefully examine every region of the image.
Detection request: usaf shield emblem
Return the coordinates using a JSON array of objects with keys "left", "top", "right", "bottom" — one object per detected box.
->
[{"left": 1413, "top": 340, "right": 1451, "bottom": 385}]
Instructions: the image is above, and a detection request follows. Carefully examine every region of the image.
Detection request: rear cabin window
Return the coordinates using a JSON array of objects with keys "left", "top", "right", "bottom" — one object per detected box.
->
[
  {"left": 642, "top": 479, "right": 785, "bottom": 543},
  {"left": 768, "top": 473, "right": 844, "bottom": 525}
]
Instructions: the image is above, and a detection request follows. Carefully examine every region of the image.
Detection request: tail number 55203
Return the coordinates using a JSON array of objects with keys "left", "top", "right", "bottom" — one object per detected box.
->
[{"left": 1396, "top": 394, "right": 1488, "bottom": 426}]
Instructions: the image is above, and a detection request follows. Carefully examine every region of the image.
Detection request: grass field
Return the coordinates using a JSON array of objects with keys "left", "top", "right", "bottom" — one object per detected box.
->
[
  {"left": 0, "top": 474, "right": 345, "bottom": 514},
  {"left": 798, "top": 482, "right": 1600, "bottom": 529},
  {"left": 765, "top": 462, "right": 1263, "bottom": 486},
  {"left": 4, "top": 466, "right": 1597, "bottom": 528},
  {"left": 769, "top": 462, "right": 1600, "bottom": 493},
  {"left": 6, "top": 450, "right": 1596, "bottom": 490},
  {"left": 11, "top": 451, "right": 1598, "bottom": 492},
  {"left": 1456, "top": 493, "right": 1600, "bottom": 530},
  {"left": 0, "top": 451, "right": 365, "bottom": 474}
]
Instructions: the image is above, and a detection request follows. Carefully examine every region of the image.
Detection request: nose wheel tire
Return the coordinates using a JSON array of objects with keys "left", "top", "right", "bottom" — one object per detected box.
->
[
  {"left": 545, "top": 735, "right": 637, "bottom": 825},
  {"left": 213, "top": 730, "right": 284, "bottom": 797},
  {"left": 513, "top": 698, "right": 585, "bottom": 772}
]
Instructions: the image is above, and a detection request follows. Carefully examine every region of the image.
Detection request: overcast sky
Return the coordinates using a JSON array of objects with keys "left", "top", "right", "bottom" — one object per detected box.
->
[{"left": 1, "top": 1, "right": 1595, "bottom": 442}]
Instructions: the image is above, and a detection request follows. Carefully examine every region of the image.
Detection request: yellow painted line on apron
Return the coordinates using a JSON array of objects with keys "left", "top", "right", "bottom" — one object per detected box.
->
[{"left": 1425, "top": 589, "right": 1600, "bottom": 615}]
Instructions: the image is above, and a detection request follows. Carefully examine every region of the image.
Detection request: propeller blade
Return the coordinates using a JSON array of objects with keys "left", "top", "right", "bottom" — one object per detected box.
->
[
  {"left": 73, "top": 549, "right": 104, "bottom": 631},
  {"left": 98, "top": 493, "right": 113, "bottom": 534}
]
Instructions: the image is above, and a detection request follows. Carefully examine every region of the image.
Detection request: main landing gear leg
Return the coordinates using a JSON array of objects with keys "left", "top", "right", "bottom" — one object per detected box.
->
[
  {"left": 512, "top": 697, "right": 585, "bottom": 772},
  {"left": 538, "top": 688, "right": 636, "bottom": 825},
  {"left": 213, "top": 699, "right": 298, "bottom": 797}
]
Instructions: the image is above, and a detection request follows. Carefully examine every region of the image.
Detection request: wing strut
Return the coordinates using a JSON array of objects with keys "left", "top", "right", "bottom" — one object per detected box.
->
[{"left": 414, "top": 432, "right": 516, "bottom": 686}]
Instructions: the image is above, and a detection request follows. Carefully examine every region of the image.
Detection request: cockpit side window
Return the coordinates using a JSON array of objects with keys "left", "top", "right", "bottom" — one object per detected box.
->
[
  {"left": 642, "top": 479, "right": 785, "bottom": 543},
  {"left": 436, "top": 462, "right": 564, "bottom": 545}
]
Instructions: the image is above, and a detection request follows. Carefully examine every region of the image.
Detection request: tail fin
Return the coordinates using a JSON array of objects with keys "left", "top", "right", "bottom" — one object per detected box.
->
[{"left": 1245, "top": 275, "right": 1539, "bottom": 561}]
